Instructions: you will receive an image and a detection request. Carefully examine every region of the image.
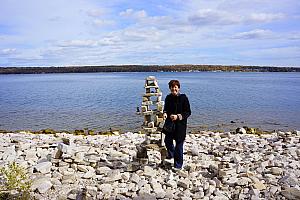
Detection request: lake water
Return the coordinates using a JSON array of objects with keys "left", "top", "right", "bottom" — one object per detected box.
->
[{"left": 0, "top": 72, "right": 299, "bottom": 132}]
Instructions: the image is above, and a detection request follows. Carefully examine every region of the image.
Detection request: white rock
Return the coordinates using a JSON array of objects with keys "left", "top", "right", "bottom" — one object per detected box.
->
[
  {"left": 138, "top": 183, "right": 152, "bottom": 195},
  {"left": 121, "top": 172, "right": 130, "bottom": 181},
  {"left": 77, "top": 165, "right": 88, "bottom": 172},
  {"left": 31, "top": 177, "right": 53, "bottom": 194},
  {"left": 25, "top": 150, "right": 38, "bottom": 162},
  {"left": 178, "top": 179, "right": 190, "bottom": 189},
  {"left": 106, "top": 169, "right": 122, "bottom": 181},
  {"left": 83, "top": 170, "right": 95, "bottom": 179},
  {"left": 86, "top": 186, "right": 98, "bottom": 197},
  {"left": 270, "top": 167, "right": 283, "bottom": 175},
  {"left": 34, "top": 161, "right": 52, "bottom": 174},
  {"left": 281, "top": 188, "right": 300, "bottom": 200},
  {"left": 237, "top": 177, "right": 250, "bottom": 186},
  {"left": 98, "top": 183, "right": 112, "bottom": 196},
  {"left": 144, "top": 166, "right": 156, "bottom": 177},
  {"left": 225, "top": 177, "right": 238, "bottom": 186},
  {"left": 130, "top": 173, "right": 141, "bottom": 184},
  {"left": 166, "top": 180, "right": 177, "bottom": 188},
  {"left": 96, "top": 166, "right": 111, "bottom": 175}
]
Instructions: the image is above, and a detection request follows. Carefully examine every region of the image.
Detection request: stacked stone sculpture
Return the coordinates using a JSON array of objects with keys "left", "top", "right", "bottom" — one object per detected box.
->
[
  {"left": 141, "top": 76, "right": 164, "bottom": 134},
  {"left": 136, "top": 76, "right": 167, "bottom": 165}
]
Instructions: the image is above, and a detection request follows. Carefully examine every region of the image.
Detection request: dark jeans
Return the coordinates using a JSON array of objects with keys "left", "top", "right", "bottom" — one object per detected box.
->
[{"left": 164, "top": 133, "right": 184, "bottom": 169}]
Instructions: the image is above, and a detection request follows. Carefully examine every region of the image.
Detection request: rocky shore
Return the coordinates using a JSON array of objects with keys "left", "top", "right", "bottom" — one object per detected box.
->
[{"left": 0, "top": 130, "right": 300, "bottom": 200}]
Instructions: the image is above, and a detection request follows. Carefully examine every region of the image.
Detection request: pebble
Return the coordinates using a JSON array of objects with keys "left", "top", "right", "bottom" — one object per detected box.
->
[{"left": 0, "top": 130, "right": 299, "bottom": 199}]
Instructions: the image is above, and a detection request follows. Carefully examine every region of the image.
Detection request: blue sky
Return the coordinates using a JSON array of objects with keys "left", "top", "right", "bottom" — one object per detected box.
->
[{"left": 0, "top": 0, "right": 300, "bottom": 67}]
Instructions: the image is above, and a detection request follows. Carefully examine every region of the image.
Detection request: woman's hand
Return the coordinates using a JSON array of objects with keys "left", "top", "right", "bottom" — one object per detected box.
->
[
  {"left": 163, "top": 113, "right": 167, "bottom": 120},
  {"left": 170, "top": 114, "right": 178, "bottom": 121}
]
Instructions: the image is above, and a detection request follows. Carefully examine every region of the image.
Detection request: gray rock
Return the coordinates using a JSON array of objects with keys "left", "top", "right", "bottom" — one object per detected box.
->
[
  {"left": 57, "top": 143, "right": 69, "bottom": 154},
  {"left": 98, "top": 183, "right": 113, "bottom": 197},
  {"left": 106, "top": 169, "right": 122, "bottom": 182},
  {"left": 130, "top": 173, "right": 141, "bottom": 184},
  {"left": 249, "top": 188, "right": 260, "bottom": 196},
  {"left": 225, "top": 177, "right": 238, "bottom": 186},
  {"left": 237, "top": 177, "right": 250, "bottom": 186},
  {"left": 177, "top": 170, "right": 189, "bottom": 178},
  {"left": 281, "top": 188, "right": 300, "bottom": 200},
  {"left": 190, "top": 147, "right": 199, "bottom": 156},
  {"left": 270, "top": 167, "right": 283, "bottom": 175},
  {"left": 143, "top": 166, "right": 156, "bottom": 177},
  {"left": 278, "top": 175, "right": 299, "bottom": 186},
  {"left": 96, "top": 166, "right": 111, "bottom": 175},
  {"left": 31, "top": 177, "right": 53, "bottom": 194},
  {"left": 115, "top": 187, "right": 129, "bottom": 194},
  {"left": 138, "top": 183, "right": 152, "bottom": 195},
  {"left": 61, "top": 174, "right": 77, "bottom": 184},
  {"left": 121, "top": 172, "right": 130, "bottom": 181},
  {"left": 83, "top": 170, "right": 95, "bottom": 179},
  {"left": 178, "top": 179, "right": 190, "bottom": 189},
  {"left": 34, "top": 161, "right": 52, "bottom": 174},
  {"left": 25, "top": 150, "right": 38, "bottom": 162},
  {"left": 77, "top": 165, "right": 88, "bottom": 172},
  {"left": 166, "top": 179, "right": 177, "bottom": 188},
  {"left": 86, "top": 186, "right": 98, "bottom": 197},
  {"left": 67, "top": 189, "right": 79, "bottom": 200}
]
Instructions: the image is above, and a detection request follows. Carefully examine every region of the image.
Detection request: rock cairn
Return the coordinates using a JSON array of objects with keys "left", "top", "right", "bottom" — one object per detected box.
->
[
  {"left": 137, "top": 76, "right": 167, "bottom": 165},
  {"left": 0, "top": 130, "right": 299, "bottom": 199},
  {"left": 141, "top": 76, "right": 164, "bottom": 134}
]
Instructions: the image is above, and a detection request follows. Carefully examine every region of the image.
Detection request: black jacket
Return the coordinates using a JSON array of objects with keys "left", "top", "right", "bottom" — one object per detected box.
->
[{"left": 163, "top": 93, "right": 191, "bottom": 141}]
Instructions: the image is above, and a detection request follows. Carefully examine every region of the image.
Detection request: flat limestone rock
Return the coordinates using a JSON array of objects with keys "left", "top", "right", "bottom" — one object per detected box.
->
[
  {"left": 34, "top": 161, "right": 52, "bottom": 174},
  {"left": 281, "top": 188, "right": 300, "bottom": 200},
  {"left": 31, "top": 177, "right": 53, "bottom": 194}
]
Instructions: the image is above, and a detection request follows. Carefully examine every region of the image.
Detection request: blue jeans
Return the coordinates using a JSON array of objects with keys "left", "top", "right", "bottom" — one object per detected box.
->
[{"left": 164, "top": 133, "right": 184, "bottom": 169}]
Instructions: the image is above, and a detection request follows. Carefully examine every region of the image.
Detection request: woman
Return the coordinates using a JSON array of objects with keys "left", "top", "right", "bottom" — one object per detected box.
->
[{"left": 163, "top": 80, "right": 191, "bottom": 170}]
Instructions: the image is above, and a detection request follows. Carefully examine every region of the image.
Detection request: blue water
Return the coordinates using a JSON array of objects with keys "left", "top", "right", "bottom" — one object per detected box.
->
[{"left": 0, "top": 72, "right": 299, "bottom": 132}]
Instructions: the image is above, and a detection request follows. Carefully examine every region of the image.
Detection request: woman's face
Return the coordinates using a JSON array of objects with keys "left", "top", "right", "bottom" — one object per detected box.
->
[{"left": 170, "top": 85, "right": 180, "bottom": 96}]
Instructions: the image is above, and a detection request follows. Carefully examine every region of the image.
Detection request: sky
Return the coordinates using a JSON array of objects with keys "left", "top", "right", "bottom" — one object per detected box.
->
[{"left": 0, "top": 0, "right": 300, "bottom": 67}]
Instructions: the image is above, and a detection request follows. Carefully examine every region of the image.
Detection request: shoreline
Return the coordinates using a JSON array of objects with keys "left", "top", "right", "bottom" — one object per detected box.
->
[
  {"left": 0, "top": 130, "right": 299, "bottom": 199},
  {"left": 0, "top": 125, "right": 298, "bottom": 136}
]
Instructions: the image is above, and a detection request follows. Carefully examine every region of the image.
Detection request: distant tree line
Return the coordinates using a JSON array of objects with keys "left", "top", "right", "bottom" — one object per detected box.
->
[{"left": 0, "top": 65, "right": 299, "bottom": 74}]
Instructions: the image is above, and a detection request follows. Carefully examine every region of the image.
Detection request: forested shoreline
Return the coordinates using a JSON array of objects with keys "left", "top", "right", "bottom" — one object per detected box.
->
[{"left": 0, "top": 64, "right": 299, "bottom": 74}]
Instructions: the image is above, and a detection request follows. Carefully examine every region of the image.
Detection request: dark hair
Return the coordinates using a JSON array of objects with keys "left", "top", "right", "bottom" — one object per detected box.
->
[{"left": 168, "top": 80, "right": 180, "bottom": 89}]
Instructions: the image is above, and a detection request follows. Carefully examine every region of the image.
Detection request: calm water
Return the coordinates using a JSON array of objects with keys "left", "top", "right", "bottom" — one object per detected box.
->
[{"left": 0, "top": 72, "right": 299, "bottom": 132}]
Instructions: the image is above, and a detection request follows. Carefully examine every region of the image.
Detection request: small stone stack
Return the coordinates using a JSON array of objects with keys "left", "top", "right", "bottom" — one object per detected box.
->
[{"left": 141, "top": 76, "right": 164, "bottom": 134}]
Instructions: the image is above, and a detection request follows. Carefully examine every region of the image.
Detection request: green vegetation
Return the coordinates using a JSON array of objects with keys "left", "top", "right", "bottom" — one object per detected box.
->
[
  {"left": 0, "top": 64, "right": 299, "bottom": 74},
  {"left": 0, "top": 162, "right": 32, "bottom": 200}
]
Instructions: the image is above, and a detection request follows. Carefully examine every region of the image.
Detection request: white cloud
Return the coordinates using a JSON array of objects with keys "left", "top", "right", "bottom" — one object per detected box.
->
[
  {"left": 119, "top": 9, "right": 147, "bottom": 19},
  {"left": 240, "top": 46, "right": 300, "bottom": 60},
  {"left": 122, "top": 28, "right": 164, "bottom": 42},
  {"left": 0, "top": 48, "right": 17, "bottom": 55},
  {"left": 58, "top": 40, "right": 98, "bottom": 48},
  {"left": 248, "top": 13, "right": 285, "bottom": 23},
  {"left": 86, "top": 9, "right": 106, "bottom": 17},
  {"left": 92, "top": 19, "right": 115, "bottom": 26},
  {"left": 188, "top": 9, "right": 241, "bottom": 26},
  {"left": 0, "top": 0, "right": 299, "bottom": 67},
  {"left": 232, "top": 29, "right": 274, "bottom": 40}
]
